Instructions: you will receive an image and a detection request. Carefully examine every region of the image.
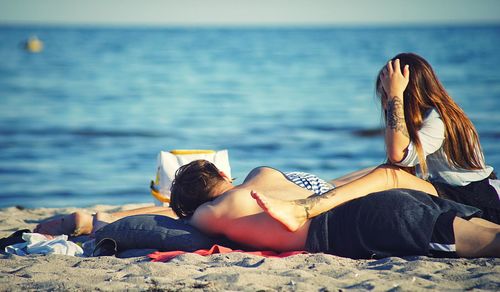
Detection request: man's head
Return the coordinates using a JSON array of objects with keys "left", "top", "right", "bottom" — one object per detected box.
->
[{"left": 170, "top": 160, "right": 231, "bottom": 218}]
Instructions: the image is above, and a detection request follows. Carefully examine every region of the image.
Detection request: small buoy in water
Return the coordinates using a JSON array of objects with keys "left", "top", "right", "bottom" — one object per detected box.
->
[{"left": 24, "top": 36, "right": 43, "bottom": 53}]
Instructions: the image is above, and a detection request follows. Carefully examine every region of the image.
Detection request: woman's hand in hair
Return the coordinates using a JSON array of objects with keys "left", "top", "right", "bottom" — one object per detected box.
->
[
  {"left": 380, "top": 59, "right": 410, "bottom": 99},
  {"left": 381, "top": 59, "right": 411, "bottom": 163}
]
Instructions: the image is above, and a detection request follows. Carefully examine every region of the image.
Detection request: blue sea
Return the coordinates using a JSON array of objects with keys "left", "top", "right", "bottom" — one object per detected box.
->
[{"left": 0, "top": 25, "right": 499, "bottom": 208}]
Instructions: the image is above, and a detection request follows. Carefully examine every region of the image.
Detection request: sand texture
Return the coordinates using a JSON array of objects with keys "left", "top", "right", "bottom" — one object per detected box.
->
[{"left": 1, "top": 204, "right": 499, "bottom": 291}]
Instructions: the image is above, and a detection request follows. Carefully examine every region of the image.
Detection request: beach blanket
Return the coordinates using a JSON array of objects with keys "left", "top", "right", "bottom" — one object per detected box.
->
[{"left": 148, "top": 244, "right": 307, "bottom": 262}]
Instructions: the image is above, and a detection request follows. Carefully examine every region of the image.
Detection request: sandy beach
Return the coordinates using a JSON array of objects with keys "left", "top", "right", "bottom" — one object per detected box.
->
[{"left": 1, "top": 204, "right": 499, "bottom": 291}]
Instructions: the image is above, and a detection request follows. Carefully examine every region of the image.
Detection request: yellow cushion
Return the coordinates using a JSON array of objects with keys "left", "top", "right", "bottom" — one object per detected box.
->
[{"left": 169, "top": 149, "right": 215, "bottom": 155}]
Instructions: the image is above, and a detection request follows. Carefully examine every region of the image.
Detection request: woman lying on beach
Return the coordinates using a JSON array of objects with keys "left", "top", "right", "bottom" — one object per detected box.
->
[{"left": 36, "top": 160, "right": 499, "bottom": 259}]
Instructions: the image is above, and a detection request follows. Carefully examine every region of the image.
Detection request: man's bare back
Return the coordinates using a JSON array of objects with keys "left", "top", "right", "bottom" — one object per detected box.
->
[{"left": 189, "top": 167, "right": 315, "bottom": 251}]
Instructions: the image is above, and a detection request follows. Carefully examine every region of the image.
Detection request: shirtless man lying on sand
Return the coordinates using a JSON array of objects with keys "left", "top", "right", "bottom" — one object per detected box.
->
[{"left": 36, "top": 160, "right": 500, "bottom": 259}]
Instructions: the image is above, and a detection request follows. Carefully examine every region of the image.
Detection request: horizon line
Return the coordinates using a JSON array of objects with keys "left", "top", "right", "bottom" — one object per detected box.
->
[{"left": 1, "top": 20, "right": 500, "bottom": 29}]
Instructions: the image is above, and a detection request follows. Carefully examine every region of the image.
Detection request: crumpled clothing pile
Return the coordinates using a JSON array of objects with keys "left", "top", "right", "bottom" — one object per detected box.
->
[{"left": 5, "top": 233, "right": 83, "bottom": 256}]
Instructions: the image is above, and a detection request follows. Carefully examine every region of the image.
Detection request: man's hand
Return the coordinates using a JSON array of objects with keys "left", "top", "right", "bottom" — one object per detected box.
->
[{"left": 380, "top": 58, "right": 410, "bottom": 99}]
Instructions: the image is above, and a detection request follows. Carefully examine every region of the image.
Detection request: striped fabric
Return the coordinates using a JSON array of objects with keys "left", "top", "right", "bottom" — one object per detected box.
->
[
  {"left": 284, "top": 172, "right": 334, "bottom": 195},
  {"left": 429, "top": 242, "right": 456, "bottom": 252}
]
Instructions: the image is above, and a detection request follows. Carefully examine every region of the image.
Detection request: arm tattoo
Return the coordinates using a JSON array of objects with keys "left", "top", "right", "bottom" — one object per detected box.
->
[
  {"left": 294, "top": 189, "right": 337, "bottom": 219},
  {"left": 386, "top": 96, "right": 409, "bottom": 138}
]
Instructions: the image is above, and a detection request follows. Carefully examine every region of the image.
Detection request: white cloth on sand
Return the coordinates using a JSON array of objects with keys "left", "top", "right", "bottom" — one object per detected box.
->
[{"left": 5, "top": 233, "right": 83, "bottom": 256}]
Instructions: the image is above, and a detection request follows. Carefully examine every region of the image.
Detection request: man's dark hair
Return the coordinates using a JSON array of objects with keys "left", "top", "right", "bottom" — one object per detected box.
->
[{"left": 170, "top": 160, "right": 225, "bottom": 218}]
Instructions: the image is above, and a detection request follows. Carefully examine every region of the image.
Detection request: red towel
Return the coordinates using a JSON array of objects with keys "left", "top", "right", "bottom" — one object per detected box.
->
[{"left": 148, "top": 244, "right": 307, "bottom": 262}]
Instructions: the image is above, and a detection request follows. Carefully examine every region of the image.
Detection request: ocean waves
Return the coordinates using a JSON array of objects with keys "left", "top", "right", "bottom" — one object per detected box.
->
[{"left": 1, "top": 26, "right": 499, "bottom": 207}]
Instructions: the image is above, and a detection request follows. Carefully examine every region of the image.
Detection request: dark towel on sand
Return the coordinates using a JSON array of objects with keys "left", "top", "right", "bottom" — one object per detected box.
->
[{"left": 305, "top": 189, "right": 481, "bottom": 259}]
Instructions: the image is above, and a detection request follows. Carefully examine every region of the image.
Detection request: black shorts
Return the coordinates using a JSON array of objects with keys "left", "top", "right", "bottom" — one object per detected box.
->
[
  {"left": 432, "top": 177, "right": 500, "bottom": 224},
  {"left": 428, "top": 210, "right": 458, "bottom": 257},
  {"left": 305, "top": 189, "right": 481, "bottom": 259}
]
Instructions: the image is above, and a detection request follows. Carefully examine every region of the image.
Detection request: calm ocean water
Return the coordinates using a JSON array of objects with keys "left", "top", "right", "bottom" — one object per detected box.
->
[{"left": 0, "top": 25, "right": 499, "bottom": 208}]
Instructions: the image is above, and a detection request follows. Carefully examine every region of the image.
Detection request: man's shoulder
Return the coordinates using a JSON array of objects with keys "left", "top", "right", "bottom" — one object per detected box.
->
[
  {"left": 189, "top": 188, "right": 251, "bottom": 235},
  {"left": 190, "top": 188, "right": 246, "bottom": 214},
  {"left": 189, "top": 201, "right": 220, "bottom": 235}
]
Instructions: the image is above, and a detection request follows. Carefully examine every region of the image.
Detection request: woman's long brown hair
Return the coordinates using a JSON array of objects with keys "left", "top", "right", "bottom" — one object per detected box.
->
[{"left": 375, "top": 53, "right": 485, "bottom": 176}]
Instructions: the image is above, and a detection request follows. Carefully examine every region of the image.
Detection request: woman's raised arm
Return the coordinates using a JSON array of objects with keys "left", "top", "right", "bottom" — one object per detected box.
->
[{"left": 380, "top": 59, "right": 411, "bottom": 163}]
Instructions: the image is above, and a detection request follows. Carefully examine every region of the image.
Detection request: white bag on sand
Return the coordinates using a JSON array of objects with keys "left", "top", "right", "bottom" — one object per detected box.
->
[
  {"left": 151, "top": 150, "right": 231, "bottom": 206},
  {"left": 5, "top": 233, "right": 83, "bottom": 256}
]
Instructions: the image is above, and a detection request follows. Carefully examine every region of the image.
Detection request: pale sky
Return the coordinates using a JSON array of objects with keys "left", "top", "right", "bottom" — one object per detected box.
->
[{"left": 1, "top": 0, "right": 499, "bottom": 26}]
